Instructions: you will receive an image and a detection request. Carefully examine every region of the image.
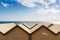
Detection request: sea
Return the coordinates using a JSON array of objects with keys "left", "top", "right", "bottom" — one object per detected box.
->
[{"left": 0, "top": 21, "right": 46, "bottom": 25}]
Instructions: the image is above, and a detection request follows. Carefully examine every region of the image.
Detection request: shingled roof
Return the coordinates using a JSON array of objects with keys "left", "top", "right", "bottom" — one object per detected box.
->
[{"left": 0, "top": 22, "right": 60, "bottom": 35}]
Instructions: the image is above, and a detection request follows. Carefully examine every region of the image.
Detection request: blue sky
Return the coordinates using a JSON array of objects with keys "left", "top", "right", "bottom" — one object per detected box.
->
[{"left": 0, "top": 0, "right": 60, "bottom": 22}]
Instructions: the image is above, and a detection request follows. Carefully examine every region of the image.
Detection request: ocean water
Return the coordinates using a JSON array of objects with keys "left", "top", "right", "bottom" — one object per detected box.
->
[{"left": 0, "top": 21, "right": 46, "bottom": 25}]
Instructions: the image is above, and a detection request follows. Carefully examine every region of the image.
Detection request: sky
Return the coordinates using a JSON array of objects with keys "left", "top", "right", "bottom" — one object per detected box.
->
[{"left": 0, "top": 0, "right": 60, "bottom": 22}]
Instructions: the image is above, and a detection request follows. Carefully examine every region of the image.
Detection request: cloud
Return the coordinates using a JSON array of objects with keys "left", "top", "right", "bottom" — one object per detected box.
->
[
  {"left": 35, "top": 8, "right": 60, "bottom": 22},
  {"left": 0, "top": 0, "right": 60, "bottom": 22},
  {"left": 37, "top": 0, "right": 56, "bottom": 5},
  {"left": 1, "top": 2, "right": 9, "bottom": 7},
  {"left": 16, "top": 0, "right": 56, "bottom": 8},
  {"left": 16, "top": 0, "right": 60, "bottom": 22},
  {"left": 16, "top": 0, "right": 36, "bottom": 8},
  {"left": 36, "top": 8, "right": 60, "bottom": 14},
  {"left": 0, "top": 0, "right": 56, "bottom": 8}
]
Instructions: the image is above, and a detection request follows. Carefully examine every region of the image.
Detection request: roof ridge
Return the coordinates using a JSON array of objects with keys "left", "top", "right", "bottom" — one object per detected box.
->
[{"left": 0, "top": 23, "right": 60, "bottom": 35}]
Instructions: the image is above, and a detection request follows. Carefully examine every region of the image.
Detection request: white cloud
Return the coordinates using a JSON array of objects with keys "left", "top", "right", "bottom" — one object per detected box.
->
[
  {"left": 37, "top": 0, "right": 56, "bottom": 8},
  {"left": 16, "top": 0, "right": 36, "bottom": 8},
  {"left": 37, "top": 0, "right": 56, "bottom": 5},
  {"left": 16, "top": 0, "right": 56, "bottom": 8},
  {"left": 16, "top": 0, "right": 60, "bottom": 22},
  {"left": 0, "top": 0, "right": 60, "bottom": 23},
  {"left": 0, "top": 0, "right": 56, "bottom": 8},
  {"left": 35, "top": 8, "right": 60, "bottom": 22},
  {"left": 1, "top": 2, "right": 9, "bottom": 7},
  {"left": 36, "top": 8, "right": 60, "bottom": 14}
]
